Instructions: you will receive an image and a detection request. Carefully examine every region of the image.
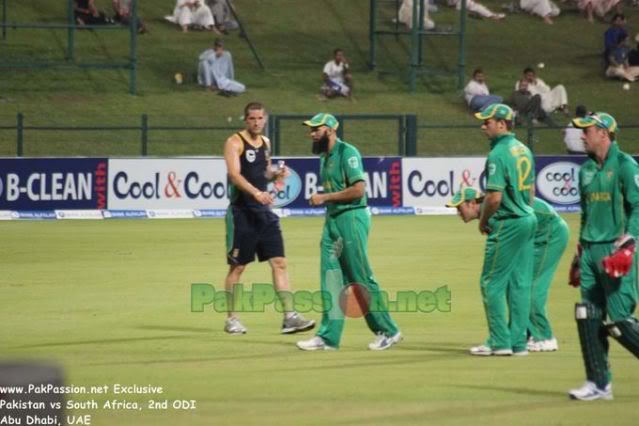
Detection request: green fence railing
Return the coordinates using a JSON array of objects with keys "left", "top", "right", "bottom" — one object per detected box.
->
[{"left": 1, "top": 113, "right": 638, "bottom": 158}]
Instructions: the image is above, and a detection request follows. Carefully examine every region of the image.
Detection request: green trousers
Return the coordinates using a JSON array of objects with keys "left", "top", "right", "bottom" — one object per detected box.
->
[
  {"left": 529, "top": 220, "right": 569, "bottom": 341},
  {"left": 316, "top": 208, "right": 399, "bottom": 348},
  {"left": 480, "top": 215, "right": 537, "bottom": 352},
  {"left": 578, "top": 242, "right": 639, "bottom": 383}
]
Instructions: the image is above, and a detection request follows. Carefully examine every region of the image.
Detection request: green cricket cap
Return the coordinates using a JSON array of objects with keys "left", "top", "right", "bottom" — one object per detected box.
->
[
  {"left": 474, "top": 103, "right": 514, "bottom": 121},
  {"left": 446, "top": 187, "right": 482, "bottom": 208},
  {"left": 572, "top": 112, "right": 618, "bottom": 134},
  {"left": 302, "top": 113, "right": 340, "bottom": 130}
]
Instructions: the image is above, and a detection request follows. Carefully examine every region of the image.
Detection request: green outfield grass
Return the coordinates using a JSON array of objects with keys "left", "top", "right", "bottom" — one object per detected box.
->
[
  {"left": 0, "top": 1, "right": 638, "bottom": 156},
  {"left": 1, "top": 215, "right": 638, "bottom": 425}
]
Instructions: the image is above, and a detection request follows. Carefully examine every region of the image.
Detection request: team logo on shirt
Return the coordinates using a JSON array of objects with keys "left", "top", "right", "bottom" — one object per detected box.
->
[
  {"left": 607, "top": 171, "right": 614, "bottom": 180},
  {"left": 582, "top": 171, "right": 594, "bottom": 186},
  {"left": 488, "top": 163, "right": 496, "bottom": 176},
  {"left": 635, "top": 174, "right": 639, "bottom": 187},
  {"left": 348, "top": 157, "right": 359, "bottom": 169},
  {"left": 245, "top": 150, "right": 256, "bottom": 163}
]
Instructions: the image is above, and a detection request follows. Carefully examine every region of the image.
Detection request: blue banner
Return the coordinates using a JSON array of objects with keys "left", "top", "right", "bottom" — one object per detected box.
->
[{"left": 0, "top": 158, "right": 108, "bottom": 210}]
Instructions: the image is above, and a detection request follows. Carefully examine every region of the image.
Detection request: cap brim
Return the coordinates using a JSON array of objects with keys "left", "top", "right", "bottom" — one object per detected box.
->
[
  {"left": 445, "top": 201, "right": 461, "bottom": 208},
  {"left": 302, "top": 120, "right": 317, "bottom": 127},
  {"left": 572, "top": 117, "right": 595, "bottom": 129},
  {"left": 474, "top": 111, "right": 492, "bottom": 120}
]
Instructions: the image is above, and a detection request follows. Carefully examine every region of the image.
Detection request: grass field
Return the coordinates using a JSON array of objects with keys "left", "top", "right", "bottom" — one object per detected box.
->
[
  {"left": 0, "top": 1, "right": 638, "bottom": 156},
  {"left": 1, "top": 215, "right": 638, "bottom": 425}
]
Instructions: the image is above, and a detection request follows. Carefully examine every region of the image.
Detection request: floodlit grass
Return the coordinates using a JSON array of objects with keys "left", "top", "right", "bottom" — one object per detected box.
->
[{"left": 1, "top": 215, "right": 638, "bottom": 425}]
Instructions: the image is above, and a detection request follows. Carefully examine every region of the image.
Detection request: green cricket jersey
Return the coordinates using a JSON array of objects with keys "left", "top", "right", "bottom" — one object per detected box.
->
[
  {"left": 320, "top": 139, "right": 367, "bottom": 216},
  {"left": 485, "top": 133, "right": 535, "bottom": 220},
  {"left": 532, "top": 197, "right": 565, "bottom": 244},
  {"left": 579, "top": 142, "right": 639, "bottom": 242}
]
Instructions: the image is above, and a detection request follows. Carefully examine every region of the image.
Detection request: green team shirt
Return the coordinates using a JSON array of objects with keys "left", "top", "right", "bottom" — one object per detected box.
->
[
  {"left": 485, "top": 133, "right": 535, "bottom": 220},
  {"left": 320, "top": 139, "right": 367, "bottom": 217},
  {"left": 579, "top": 142, "right": 639, "bottom": 242},
  {"left": 532, "top": 197, "right": 565, "bottom": 244}
]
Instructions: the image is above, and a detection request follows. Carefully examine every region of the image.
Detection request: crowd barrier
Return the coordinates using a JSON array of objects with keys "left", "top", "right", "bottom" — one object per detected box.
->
[{"left": 0, "top": 155, "right": 590, "bottom": 220}]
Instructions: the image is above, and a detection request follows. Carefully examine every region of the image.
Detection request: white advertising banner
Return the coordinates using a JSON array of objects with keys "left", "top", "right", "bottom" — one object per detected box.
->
[
  {"left": 108, "top": 159, "right": 228, "bottom": 210},
  {"left": 402, "top": 157, "right": 487, "bottom": 214}
]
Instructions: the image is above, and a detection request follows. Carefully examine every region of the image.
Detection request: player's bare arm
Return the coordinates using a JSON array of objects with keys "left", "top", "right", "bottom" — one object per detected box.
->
[
  {"left": 224, "top": 135, "right": 273, "bottom": 205},
  {"left": 478, "top": 190, "right": 502, "bottom": 234},
  {"left": 310, "top": 181, "right": 365, "bottom": 206}
]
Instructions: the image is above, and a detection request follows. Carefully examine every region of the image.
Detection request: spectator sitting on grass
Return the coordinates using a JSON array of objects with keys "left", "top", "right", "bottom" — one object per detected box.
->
[
  {"left": 112, "top": 0, "right": 147, "bottom": 33},
  {"left": 398, "top": 0, "right": 435, "bottom": 30},
  {"left": 165, "top": 0, "right": 219, "bottom": 33},
  {"left": 605, "top": 34, "right": 639, "bottom": 82},
  {"left": 197, "top": 39, "right": 246, "bottom": 96},
  {"left": 563, "top": 105, "right": 587, "bottom": 154},
  {"left": 604, "top": 14, "right": 628, "bottom": 63},
  {"left": 519, "top": 0, "right": 560, "bottom": 25},
  {"left": 206, "top": 0, "right": 239, "bottom": 34},
  {"left": 320, "top": 49, "right": 353, "bottom": 101},
  {"left": 463, "top": 68, "right": 502, "bottom": 112},
  {"left": 577, "top": 0, "right": 622, "bottom": 24},
  {"left": 515, "top": 67, "right": 568, "bottom": 114},
  {"left": 505, "top": 79, "right": 549, "bottom": 125}
]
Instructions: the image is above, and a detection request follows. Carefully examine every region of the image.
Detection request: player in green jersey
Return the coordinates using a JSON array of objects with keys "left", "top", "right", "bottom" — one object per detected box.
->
[
  {"left": 446, "top": 187, "right": 569, "bottom": 352},
  {"left": 295, "top": 113, "right": 401, "bottom": 351},
  {"left": 568, "top": 112, "right": 639, "bottom": 401},
  {"left": 471, "top": 103, "right": 537, "bottom": 356}
]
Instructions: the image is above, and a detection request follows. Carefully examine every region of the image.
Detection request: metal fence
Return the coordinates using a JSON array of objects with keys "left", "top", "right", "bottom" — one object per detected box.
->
[{"left": 1, "top": 113, "right": 637, "bottom": 157}]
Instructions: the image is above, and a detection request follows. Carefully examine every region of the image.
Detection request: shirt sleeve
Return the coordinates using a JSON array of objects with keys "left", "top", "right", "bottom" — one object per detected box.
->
[
  {"left": 485, "top": 152, "right": 505, "bottom": 192},
  {"left": 322, "top": 61, "right": 332, "bottom": 76},
  {"left": 341, "top": 146, "right": 365, "bottom": 186},
  {"left": 619, "top": 159, "right": 639, "bottom": 238}
]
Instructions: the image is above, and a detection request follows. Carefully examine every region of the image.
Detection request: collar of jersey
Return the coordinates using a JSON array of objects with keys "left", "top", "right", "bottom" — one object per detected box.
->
[
  {"left": 325, "top": 138, "right": 344, "bottom": 158},
  {"left": 489, "top": 132, "right": 513, "bottom": 149}
]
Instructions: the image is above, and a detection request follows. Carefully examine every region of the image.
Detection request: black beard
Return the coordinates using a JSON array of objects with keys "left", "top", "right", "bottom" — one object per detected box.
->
[{"left": 312, "top": 134, "right": 330, "bottom": 154}]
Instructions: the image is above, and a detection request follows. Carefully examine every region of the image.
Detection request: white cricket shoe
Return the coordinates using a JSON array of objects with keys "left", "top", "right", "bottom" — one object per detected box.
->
[
  {"left": 296, "top": 336, "right": 336, "bottom": 351},
  {"left": 368, "top": 332, "right": 403, "bottom": 351},
  {"left": 469, "top": 344, "right": 513, "bottom": 356},
  {"left": 528, "top": 337, "right": 559, "bottom": 352},
  {"left": 224, "top": 317, "right": 247, "bottom": 335},
  {"left": 569, "top": 381, "right": 613, "bottom": 401}
]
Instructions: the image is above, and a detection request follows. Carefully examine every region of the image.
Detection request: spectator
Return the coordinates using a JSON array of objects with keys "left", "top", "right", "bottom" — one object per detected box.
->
[
  {"left": 398, "top": 0, "right": 435, "bottom": 30},
  {"left": 505, "top": 79, "right": 549, "bottom": 125},
  {"left": 320, "top": 49, "right": 353, "bottom": 100},
  {"left": 446, "top": 0, "right": 505, "bottom": 20},
  {"left": 112, "top": 0, "right": 147, "bottom": 33},
  {"left": 206, "top": 0, "right": 239, "bottom": 33},
  {"left": 604, "top": 14, "right": 628, "bottom": 63},
  {"left": 197, "top": 39, "right": 246, "bottom": 95},
  {"left": 563, "top": 105, "right": 587, "bottom": 154},
  {"left": 519, "top": 0, "right": 560, "bottom": 25},
  {"left": 516, "top": 67, "right": 568, "bottom": 114},
  {"left": 74, "top": 0, "right": 113, "bottom": 26},
  {"left": 165, "top": 0, "right": 217, "bottom": 33},
  {"left": 605, "top": 34, "right": 639, "bottom": 82},
  {"left": 577, "top": 0, "right": 622, "bottom": 24},
  {"left": 463, "top": 68, "right": 502, "bottom": 112}
]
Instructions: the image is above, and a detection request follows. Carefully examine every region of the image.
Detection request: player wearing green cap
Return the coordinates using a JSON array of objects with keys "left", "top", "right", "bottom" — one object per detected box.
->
[
  {"left": 295, "top": 113, "right": 401, "bottom": 351},
  {"left": 447, "top": 187, "right": 569, "bottom": 352},
  {"left": 567, "top": 112, "right": 639, "bottom": 401},
  {"left": 471, "top": 103, "right": 537, "bottom": 356}
]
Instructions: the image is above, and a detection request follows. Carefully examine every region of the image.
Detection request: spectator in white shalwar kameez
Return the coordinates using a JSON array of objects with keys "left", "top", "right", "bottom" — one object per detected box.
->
[
  {"left": 515, "top": 67, "right": 568, "bottom": 114},
  {"left": 577, "top": 0, "right": 622, "bottom": 24},
  {"left": 166, "top": 0, "right": 216, "bottom": 33},
  {"left": 520, "top": 0, "right": 560, "bottom": 24},
  {"left": 446, "top": 0, "right": 505, "bottom": 20},
  {"left": 197, "top": 39, "right": 246, "bottom": 95},
  {"left": 398, "top": 0, "right": 435, "bottom": 30}
]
